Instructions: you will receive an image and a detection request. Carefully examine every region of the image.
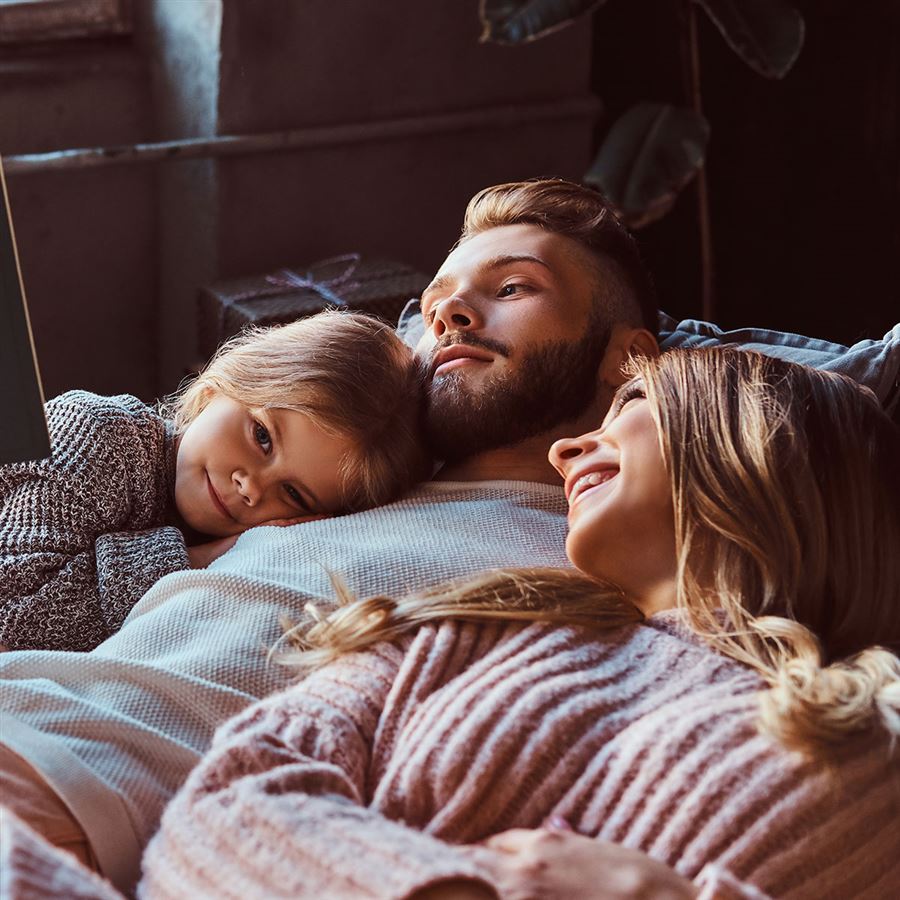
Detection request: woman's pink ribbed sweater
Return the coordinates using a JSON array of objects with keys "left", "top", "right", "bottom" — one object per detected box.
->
[{"left": 132, "top": 612, "right": 897, "bottom": 898}]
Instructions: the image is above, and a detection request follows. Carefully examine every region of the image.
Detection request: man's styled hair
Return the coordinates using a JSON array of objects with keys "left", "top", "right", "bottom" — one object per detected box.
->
[
  {"left": 284, "top": 348, "right": 900, "bottom": 759},
  {"left": 165, "top": 311, "right": 428, "bottom": 512},
  {"left": 459, "top": 178, "right": 658, "bottom": 336}
]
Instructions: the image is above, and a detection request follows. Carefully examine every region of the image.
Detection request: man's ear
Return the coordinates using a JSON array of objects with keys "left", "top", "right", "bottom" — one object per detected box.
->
[{"left": 598, "top": 326, "right": 659, "bottom": 388}]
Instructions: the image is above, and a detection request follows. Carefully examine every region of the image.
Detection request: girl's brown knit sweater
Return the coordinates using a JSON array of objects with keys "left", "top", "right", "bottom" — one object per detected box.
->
[
  {"left": 3, "top": 612, "right": 897, "bottom": 898},
  {"left": 0, "top": 390, "right": 188, "bottom": 651}
]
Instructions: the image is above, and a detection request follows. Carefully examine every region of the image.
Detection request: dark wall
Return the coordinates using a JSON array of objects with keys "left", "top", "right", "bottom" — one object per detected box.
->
[
  {"left": 0, "top": 43, "right": 157, "bottom": 400},
  {"left": 592, "top": 0, "right": 899, "bottom": 343},
  {"left": 2, "top": 0, "right": 597, "bottom": 399}
]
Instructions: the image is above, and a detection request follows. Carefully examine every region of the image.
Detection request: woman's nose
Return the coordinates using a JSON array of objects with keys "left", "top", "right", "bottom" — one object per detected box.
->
[
  {"left": 430, "top": 295, "right": 482, "bottom": 338},
  {"left": 549, "top": 433, "right": 598, "bottom": 478}
]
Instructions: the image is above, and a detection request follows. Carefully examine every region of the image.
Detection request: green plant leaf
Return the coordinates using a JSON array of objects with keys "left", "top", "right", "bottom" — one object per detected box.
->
[
  {"left": 478, "top": 0, "right": 609, "bottom": 44},
  {"left": 694, "top": 0, "right": 805, "bottom": 79},
  {"left": 584, "top": 102, "right": 710, "bottom": 229}
]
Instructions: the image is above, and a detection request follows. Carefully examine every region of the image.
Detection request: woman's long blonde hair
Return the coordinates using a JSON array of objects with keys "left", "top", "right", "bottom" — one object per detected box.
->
[{"left": 281, "top": 347, "right": 900, "bottom": 757}]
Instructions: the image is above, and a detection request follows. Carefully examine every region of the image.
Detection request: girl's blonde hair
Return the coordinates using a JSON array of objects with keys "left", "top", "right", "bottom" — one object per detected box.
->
[
  {"left": 163, "top": 310, "right": 429, "bottom": 511},
  {"left": 281, "top": 347, "right": 900, "bottom": 757}
]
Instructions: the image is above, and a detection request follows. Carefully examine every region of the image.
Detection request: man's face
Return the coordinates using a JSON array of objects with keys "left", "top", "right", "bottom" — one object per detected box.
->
[{"left": 415, "top": 223, "right": 609, "bottom": 461}]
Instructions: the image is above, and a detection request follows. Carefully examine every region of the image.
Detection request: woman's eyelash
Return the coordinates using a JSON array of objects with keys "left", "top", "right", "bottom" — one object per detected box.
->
[{"left": 612, "top": 383, "right": 646, "bottom": 413}]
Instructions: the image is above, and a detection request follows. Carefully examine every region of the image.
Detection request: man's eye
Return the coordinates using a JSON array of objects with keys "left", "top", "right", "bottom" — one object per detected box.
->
[{"left": 253, "top": 421, "right": 272, "bottom": 452}]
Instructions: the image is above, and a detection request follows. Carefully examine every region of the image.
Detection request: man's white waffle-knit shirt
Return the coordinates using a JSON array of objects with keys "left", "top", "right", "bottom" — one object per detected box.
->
[{"left": 0, "top": 480, "right": 569, "bottom": 892}]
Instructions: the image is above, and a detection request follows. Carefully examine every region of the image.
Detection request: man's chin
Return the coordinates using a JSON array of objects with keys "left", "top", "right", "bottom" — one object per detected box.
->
[
  {"left": 423, "top": 329, "right": 607, "bottom": 463},
  {"left": 424, "top": 377, "right": 567, "bottom": 463}
]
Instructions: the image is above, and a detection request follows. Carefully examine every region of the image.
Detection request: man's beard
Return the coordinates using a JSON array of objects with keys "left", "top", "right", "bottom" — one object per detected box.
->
[{"left": 422, "top": 318, "right": 610, "bottom": 463}]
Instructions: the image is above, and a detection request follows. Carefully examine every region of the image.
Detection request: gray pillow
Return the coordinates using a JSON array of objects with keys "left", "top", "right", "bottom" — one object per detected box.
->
[
  {"left": 397, "top": 299, "right": 900, "bottom": 416},
  {"left": 397, "top": 297, "right": 427, "bottom": 347},
  {"left": 660, "top": 313, "right": 900, "bottom": 416}
]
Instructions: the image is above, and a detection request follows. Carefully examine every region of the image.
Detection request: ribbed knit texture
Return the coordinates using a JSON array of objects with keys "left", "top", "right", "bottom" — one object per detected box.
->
[
  {"left": 0, "top": 808, "right": 121, "bottom": 900},
  {"left": 0, "top": 482, "right": 571, "bottom": 892},
  {"left": 136, "top": 615, "right": 899, "bottom": 900},
  {"left": 0, "top": 390, "right": 186, "bottom": 651}
]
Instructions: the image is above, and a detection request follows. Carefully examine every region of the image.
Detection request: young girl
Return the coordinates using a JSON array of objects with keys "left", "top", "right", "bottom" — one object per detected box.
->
[{"left": 0, "top": 310, "right": 428, "bottom": 652}]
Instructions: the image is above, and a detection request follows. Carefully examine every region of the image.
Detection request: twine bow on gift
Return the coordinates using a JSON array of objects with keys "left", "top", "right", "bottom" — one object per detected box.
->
[
  {"left": 264, "top": 253, "right": 362, "bottom": 307},
  {"left": 226, "top": 253, "right": 363, "bottom": 305}
]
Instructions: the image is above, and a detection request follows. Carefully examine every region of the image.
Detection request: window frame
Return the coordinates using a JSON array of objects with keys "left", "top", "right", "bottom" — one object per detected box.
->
[{"left": 0, "top": 0, "right": 131, "bottom": 45}]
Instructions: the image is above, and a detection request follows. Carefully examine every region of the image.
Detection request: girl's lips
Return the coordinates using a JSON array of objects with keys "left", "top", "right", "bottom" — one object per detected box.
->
[{"left": 206, "top": 474, "right": 234, "bottom": 521}]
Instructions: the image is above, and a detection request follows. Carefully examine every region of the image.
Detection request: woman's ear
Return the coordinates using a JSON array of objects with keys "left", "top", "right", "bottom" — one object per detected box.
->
[{"left": 598, "top": 326, "right": 659, "bottom": 388}]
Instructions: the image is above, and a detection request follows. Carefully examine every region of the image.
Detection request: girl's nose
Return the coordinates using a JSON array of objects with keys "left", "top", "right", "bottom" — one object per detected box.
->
[
  {"left": 548, "top": 432, "right": 599, "bottom": 478},
  {"left": 232, "top": 469, "right": 262, "bottom": 506}
]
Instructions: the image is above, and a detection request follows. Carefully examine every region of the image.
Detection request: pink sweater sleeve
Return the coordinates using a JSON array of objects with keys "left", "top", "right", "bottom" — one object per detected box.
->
[
  {"left": 0, "top": 807, "right": 122, "bottom": 900},
  {"left": 695, "top": 863, "right": 772, "bottom": 900},
  {"left": 139, "top": 638, "right": 497, "bottom": 899}
]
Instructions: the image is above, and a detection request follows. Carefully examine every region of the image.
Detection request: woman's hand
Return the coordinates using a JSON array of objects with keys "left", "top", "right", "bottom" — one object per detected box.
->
[
  {"left": 186, "top": 515, "right": 327, "bottom": 568},
  {"left": 258, "top": 514, "right": 328, "bottom": 527},
  {"left": 187, "top": 535, "right": 238, "bottom": 569},
  {"left": 476, "top": 827, "right": 698, "bottom": 900},
  {"left": 409, "top": 879, "right": 497, "bottom": 900}
]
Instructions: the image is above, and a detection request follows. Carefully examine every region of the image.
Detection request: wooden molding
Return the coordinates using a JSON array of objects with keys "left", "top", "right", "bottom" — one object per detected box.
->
[{"left": 0, "top": 0, "right": 131, "bottom": 44}]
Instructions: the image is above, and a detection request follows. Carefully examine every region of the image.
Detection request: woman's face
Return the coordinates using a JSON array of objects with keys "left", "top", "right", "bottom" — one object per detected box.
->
[{"left": 549, "top": 380, "right": 678, "bottom": 614}]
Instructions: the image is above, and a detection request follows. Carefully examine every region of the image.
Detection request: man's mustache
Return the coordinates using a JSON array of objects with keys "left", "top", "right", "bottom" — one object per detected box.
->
[{"left": 422, "top": 335, "right": 511, "bottom": 376}]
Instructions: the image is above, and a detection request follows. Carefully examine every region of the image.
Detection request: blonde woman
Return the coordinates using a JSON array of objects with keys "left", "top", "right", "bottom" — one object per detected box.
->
[
  {"left": 59, "top": 345, "right": 886, "bottom": 900},
  {"left": 4, "top": 357, "right": 898, "bottom": 896},
  {"left": 0, "top": 310, "right": 427, "bottom": 652}
]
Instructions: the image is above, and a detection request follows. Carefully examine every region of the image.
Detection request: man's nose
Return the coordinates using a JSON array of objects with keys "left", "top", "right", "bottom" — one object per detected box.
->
[
  {"left": 430, "top": 295, "right": 483, "bottom": 338},
  {"left": 548, "top": 433, "right": 599, "bottom": 477}
]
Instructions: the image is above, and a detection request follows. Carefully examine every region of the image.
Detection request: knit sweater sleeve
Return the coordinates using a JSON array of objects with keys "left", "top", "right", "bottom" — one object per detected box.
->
[
  {"left": 0, "top": 391, "right": 188, "bottom": 651},
  {"left": 139, "top": 638, "right": 497, "bottom": 900},
  {"left": 0, "top": 807, "right": 122, "bottom": 900},
  {"left": 94, "top": 527, "right": 189, "bottom": 633}
]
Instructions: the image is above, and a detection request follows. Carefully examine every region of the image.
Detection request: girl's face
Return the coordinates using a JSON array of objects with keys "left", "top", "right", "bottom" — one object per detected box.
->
[
  {"left": 174, "top": 394, "right": 353, "bottom": 538},
  {"left": 549, "top": 380, "right": 677, "bottom": 615}
]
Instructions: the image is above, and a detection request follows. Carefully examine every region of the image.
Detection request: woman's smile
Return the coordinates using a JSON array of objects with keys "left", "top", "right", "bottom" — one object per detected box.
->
[{"left": 567, "top": 467, "right": 620, "bottom": 509}]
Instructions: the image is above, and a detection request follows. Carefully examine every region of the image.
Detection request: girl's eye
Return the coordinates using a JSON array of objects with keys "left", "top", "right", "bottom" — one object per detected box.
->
[
  {"left": 253, "top": 421, "right": 272, "bottom": 453},
  {"left": 498, "top": 283, "right": 526, "bottom": 298},
  {"left": 285, "top": 484, "right": 309, "bottom": 512}
]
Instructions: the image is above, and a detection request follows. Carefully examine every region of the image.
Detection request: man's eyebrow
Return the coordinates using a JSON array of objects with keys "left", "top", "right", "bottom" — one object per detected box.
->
[
  {"left": 481, "top": 253, "right": 552, "bottom": 273},
  {"left": 265, "top": 410, "right": 320, "bottom": 510},
  {"left": 421, "top": 254, "right": 551, "bottom": 300},
  {"left": 421, "top": 273, "right": 452, "bottom": 301}
]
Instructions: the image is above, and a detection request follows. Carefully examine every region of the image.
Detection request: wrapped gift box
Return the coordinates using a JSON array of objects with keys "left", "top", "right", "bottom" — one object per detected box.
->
[{"left": 197, "top": 253, "right": 430, "bottom": 361}]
